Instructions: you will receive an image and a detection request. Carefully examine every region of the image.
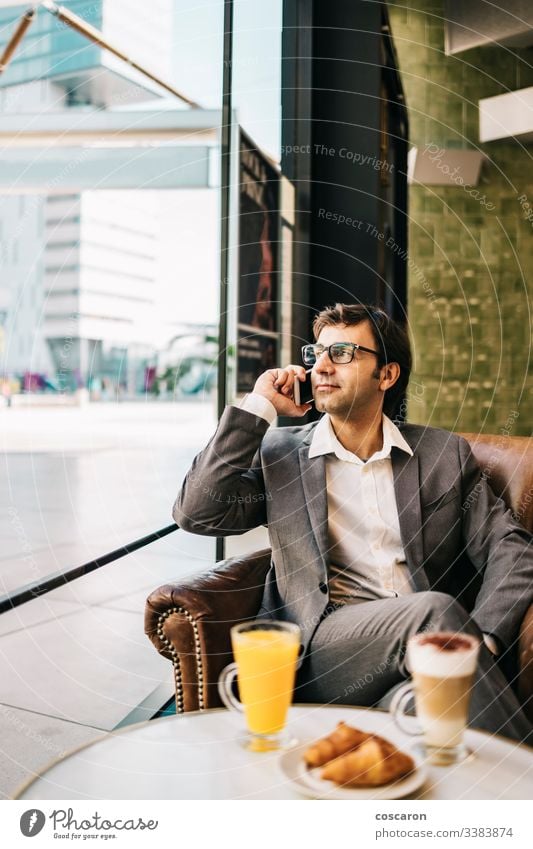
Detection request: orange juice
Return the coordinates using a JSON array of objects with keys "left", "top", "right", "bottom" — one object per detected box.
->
[{"left": 232, "top": 628, "right": 300, "bottom": 735}]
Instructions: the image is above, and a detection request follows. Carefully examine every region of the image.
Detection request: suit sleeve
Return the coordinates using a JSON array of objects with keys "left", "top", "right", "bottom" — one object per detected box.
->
[
  {"left": 459, "top": 437, "right": 533, "bottom": 650},
  {"left": 172, "top": 405, "right": 270, "bottom": 536}
]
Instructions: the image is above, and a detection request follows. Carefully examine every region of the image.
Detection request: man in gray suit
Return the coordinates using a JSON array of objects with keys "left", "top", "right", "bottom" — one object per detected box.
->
[{"left": 174, "top": 304, "right": 532, "bottom": 743}]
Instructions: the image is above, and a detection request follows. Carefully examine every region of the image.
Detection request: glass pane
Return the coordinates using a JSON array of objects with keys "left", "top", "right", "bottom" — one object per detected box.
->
[
  {"left": 232, "top": 0, "right": 283, "bottom": 161},
  {"left": 224, "top": 0, "right": 283, "bottom": 560},
  {"left": 0, "top": 0, "right": 229, "bottom": 792},
  {"left": 0, "top": 0, "right": 224, "bottom": 596}
]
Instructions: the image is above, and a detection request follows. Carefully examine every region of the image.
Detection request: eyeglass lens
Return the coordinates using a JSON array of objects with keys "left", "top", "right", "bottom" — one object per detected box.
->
[{"left": 303, "top": 343, "right": 355, "bottom": 364}]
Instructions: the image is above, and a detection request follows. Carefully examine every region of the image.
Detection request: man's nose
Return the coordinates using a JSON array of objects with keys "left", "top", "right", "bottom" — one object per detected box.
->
[{"left": 315, "top": 350, "right": 334, "bottom": 371}]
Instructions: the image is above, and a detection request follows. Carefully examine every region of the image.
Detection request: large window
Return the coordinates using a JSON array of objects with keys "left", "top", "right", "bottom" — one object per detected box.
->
[
  {"left": 0, "top": 1, "right": 224, "bottom": 598},
  {"left": 0, "top": 2, "right": 229, "bottom": 780}
]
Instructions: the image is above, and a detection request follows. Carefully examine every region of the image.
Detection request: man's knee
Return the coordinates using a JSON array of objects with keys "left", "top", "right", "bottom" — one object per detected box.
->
[{"left": 416, "top": 590, "right": 479, "bottom": 633}]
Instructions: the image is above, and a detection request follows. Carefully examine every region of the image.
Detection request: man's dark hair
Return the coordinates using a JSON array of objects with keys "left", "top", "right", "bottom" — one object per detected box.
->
[{"left": 312, "top": 303, "right": 412, "bottom": 417}]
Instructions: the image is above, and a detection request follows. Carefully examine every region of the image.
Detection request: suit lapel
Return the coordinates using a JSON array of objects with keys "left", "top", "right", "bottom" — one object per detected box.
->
[
  {"left": 392, "top": 448, "right": 430, "bottom": 591},
  {"left": 298, "top": 443, "right": 329, "bottom": 575}
]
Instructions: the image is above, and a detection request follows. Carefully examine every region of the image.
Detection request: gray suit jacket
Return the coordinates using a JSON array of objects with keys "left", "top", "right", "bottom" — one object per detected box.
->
[{"left": 174, "top": 406, "right": 533, "bottom": 656}]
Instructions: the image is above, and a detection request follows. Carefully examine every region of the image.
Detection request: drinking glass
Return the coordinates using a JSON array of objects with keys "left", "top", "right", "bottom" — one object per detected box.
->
[
  {"left": 390, "top": 631, "right": 480, "bottom": 765},
  {"left": 218, "top": 620, "right": 300, "bottom": 751}
]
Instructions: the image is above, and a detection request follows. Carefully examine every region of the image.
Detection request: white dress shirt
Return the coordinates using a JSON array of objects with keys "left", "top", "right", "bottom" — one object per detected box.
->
[
  {"left": 308, "top": 412, "right": 414, "bottom": 605},
  {"left": 235, "top": 393, "right": 499, "bottom": 654}
]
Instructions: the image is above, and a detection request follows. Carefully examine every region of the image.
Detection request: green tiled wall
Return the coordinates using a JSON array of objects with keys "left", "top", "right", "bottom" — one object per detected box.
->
[{"left": 389, "top": 0, "right": 533, "bottom": 435}]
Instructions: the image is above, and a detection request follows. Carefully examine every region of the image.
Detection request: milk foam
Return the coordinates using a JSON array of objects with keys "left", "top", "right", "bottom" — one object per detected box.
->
[
  {"left": 408, "top": 633, "right": 479, "bottom": 678},
  {"left": 416, "top": 714, "right": 465, "bottom": 747}
]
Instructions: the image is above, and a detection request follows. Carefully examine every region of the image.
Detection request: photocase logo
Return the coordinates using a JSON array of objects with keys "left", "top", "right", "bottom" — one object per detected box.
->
[{"left": 20, "top": 809, "right": 46, "bottom": 837}]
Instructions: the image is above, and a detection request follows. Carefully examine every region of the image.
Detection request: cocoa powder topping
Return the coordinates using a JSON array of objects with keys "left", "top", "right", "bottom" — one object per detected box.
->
[{"left": 417, "top": 634, "right": 474, "bottom": 652}]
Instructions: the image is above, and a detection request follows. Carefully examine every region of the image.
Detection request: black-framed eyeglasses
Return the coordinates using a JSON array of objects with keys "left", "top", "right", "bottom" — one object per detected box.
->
[{"left": 301, "top": 342, "right": 381, "bottom": 365}]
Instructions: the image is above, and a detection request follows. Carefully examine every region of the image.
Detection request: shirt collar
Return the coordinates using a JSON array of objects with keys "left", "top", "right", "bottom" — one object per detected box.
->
[{"left": 308, "top": 413, "right": 413, "bottom": 464}]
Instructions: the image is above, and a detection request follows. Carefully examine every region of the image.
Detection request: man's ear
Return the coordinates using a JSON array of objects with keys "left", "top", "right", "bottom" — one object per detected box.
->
[{"left": 379, "top": 362, "right": 400, "bottom": 391}]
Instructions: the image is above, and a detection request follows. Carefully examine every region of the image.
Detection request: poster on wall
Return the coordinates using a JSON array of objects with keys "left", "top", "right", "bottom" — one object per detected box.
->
[{"left": 237, "top": 130, "right": 280, "bottom": 393}]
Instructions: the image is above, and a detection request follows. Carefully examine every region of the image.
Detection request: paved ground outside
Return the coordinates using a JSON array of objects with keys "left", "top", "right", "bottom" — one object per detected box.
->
[{"left": 0, "top": 399, "right": 249, "bottom": 798}]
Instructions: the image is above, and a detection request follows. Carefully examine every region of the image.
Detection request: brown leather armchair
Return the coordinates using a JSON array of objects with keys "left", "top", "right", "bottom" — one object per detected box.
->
[{"left": 145, "top": 433, "right": 533, "bottom": 720}]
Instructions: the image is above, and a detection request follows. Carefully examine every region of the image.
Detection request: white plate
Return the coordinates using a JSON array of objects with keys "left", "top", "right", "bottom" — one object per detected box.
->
[{"left": 279, "top": 740, "right": 427, "bottom": 800}]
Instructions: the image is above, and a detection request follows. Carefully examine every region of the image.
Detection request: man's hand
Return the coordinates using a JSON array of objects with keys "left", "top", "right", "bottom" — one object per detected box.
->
[{"left": 253, "top": 365, "right": 313, "bottom": 417}]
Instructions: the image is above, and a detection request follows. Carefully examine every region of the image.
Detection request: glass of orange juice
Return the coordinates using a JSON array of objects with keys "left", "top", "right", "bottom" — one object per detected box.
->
[{"left": 218, "top": 620, "right": 301, "bottom": 751}]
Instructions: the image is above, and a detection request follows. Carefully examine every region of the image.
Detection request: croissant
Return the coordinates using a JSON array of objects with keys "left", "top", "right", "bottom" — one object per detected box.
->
[
  {"left": 321, "top": 737, "right": 414, "bottom": 787},
  {"left": 303, "top": 721, "right": 370, "bottom": 767}
]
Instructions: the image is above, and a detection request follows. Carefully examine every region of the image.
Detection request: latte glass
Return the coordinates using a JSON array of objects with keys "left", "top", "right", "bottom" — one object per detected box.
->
[{"left": 391, "top": 631, "right": 480, "bottom": 765}]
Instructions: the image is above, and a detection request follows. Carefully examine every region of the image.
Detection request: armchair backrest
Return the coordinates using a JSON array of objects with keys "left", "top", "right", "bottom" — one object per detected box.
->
[{"left": 459, "top": 433, "right": 533, "bottom": 532}]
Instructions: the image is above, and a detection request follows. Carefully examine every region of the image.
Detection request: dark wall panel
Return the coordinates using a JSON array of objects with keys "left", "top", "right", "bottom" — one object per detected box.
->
[
  {"left": 310, "top": 0, "right": 383, "bottom": 309},
  {"left": 282, "top": 0, "right": 408, "bottom": 345}
]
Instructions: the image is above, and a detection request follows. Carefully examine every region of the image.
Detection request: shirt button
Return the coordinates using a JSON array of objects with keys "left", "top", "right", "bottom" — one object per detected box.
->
[{"left": 319, "top": 581, "right": 328, "bottom": 594}]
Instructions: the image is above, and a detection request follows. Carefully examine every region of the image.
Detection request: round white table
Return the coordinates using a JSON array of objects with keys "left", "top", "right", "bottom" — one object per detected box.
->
[{"left": 15, "top": 705, "right": 533, "bottom": 800}]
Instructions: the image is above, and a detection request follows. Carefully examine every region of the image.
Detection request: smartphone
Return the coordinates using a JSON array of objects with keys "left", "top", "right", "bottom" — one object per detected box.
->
[{"left": 293, "top": 368, "right": 314, "bottom": 406}]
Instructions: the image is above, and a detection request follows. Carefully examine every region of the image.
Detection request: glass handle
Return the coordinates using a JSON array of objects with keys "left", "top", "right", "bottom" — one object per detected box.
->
[
  {"left": 390, "top": 682, "right": 421, "bottom": 737},
  {"left": 217, "top": 663, "right": 243, "bottom": 713}
]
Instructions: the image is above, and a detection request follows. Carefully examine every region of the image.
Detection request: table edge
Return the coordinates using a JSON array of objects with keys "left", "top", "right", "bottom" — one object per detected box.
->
[{"left": 13, "top": 702, "right": 533, "bottom": 800}]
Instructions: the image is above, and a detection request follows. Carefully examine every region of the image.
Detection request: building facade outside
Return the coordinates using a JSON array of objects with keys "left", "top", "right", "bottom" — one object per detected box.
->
[
  {"left": 0, "top": 0, "right": 213, "bottom": 396},
  {"left": 0, "top": 0, "right": 174, "bottom": 106},
  {"left": 43, "top": 190, "right": 159, "bottom": 393},
  {"left": 0, "top": 194, "right": 50, "bottom": 383}
]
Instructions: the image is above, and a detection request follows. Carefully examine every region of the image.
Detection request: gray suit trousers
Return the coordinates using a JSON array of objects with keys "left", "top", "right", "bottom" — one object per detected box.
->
[{"left": 295, "top": 590, "right": 532, "bottom": 745}]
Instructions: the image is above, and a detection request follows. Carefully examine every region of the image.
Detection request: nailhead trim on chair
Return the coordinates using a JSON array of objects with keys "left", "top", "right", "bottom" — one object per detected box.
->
[{"left": 156, "top": 606, "right": 205, "bottom": 713}]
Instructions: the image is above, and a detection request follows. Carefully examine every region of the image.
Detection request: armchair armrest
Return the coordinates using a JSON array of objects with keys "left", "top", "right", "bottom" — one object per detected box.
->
[
  {"left": 145, "top": 548, "right": 272, "bottom": 712},
  {"left": 518, "top": 604, "right": 533, "bottom": 723},
  {"left": 459, "top": 433, "right": 533, "bottom": 721}
]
